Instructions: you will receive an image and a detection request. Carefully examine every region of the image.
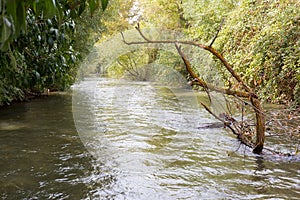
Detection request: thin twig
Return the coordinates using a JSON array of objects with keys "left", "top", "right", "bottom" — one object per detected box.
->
[
  {"left": 122, "top": 24, "right": 255, "bottom": 96},
  {"left": 200, "top": 102, "right": 254, "bottom": 149},
  {"left": 209, "top": 18, "right": 224, "bottom": 47},
  {"left": 233, "top": 94, "right": 265, "bottom": 115}
]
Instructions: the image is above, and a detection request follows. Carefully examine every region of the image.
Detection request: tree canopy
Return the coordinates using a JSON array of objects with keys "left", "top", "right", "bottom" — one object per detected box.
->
[
  {"left": 0, "top": 0, "right": 109, "bottom": 105},
  {"left": 0, "top": 0, "right": 299, "bottom": 107},
  {"left": 216, "top": 0, "right": 300, "bottom": 105},
  {"left": 108, "top": 0, "right": 299, "bottom": 106},
  {"left": 0, "top": 0, "right": 109, "bottom": 51}
]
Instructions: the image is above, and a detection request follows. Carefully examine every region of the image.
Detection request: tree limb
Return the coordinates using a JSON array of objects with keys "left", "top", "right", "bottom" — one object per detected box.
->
[
  {"left": 175, "top": 43, "right": 250, "bottom": 98},
  {"left": 200, "top": 102, "right": 255, "bottom": 149},
  {"left": 121, "top": 24, "right": 256, "bottom": 97},
  {"left": 121, "top": 25, "right": 265, "bottom": 154}
]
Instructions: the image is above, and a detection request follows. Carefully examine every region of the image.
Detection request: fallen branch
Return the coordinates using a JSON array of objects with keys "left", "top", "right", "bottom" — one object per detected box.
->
[
  {"left": 121, "top": 24, "right": 266, "bottom": 154},
  {"left": 121, "top": 25, "right": 255, "bottom": 96},
  {"left": 200, "top": 102, "right": 255, "bottom": 148}
]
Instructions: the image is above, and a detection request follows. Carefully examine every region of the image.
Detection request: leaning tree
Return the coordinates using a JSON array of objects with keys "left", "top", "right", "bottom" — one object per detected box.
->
[{"left": 121, "top": 24, "right": 265, "bottom": 154}]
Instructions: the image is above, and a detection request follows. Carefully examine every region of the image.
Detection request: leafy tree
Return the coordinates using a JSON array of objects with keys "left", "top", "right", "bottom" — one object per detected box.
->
[
  {"left": 0, "top": 0, "right": 109, "bottom": 105},
  {"left": 99, "top": 0, "right": 187, "bottom": 37},
  {"left": 139, "top": 0, "right": 187, "bottom": 29},
  {"left": 122, "top": 24, "right": 266, "bottom": 154},
  {"left": 216, "top": 0, "right": 300, "bottom": 105},
  {"left": 0, "top": 0, "right": 109, "bottom": 51},
  {"left": 107, "top": 47, "right": 185, "bottom": 79},
  {"left": 99, "top": 0, "right": 299, "bottom": 107},
  {"left": 99, "top": 0, "right": 190, "bottom": 82},
  {"left": 182, "top": 0, "right": 239, "bottom": 42},
  {"left": 98, "top": 0, "right": 135, "bottom": 37}
]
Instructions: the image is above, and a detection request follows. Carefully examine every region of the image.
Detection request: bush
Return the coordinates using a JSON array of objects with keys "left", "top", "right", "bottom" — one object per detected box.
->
[{"left": 216, "top": 0, "right": 300, "bottom": 105}]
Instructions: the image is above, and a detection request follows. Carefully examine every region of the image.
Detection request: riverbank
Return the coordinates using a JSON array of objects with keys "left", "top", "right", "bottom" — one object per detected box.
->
[
  {"left": 266, "top": 107, "right": 300, "bottom": 139},
  {"left": 0, "top": 89, "right": 71, "bottom": 108}
]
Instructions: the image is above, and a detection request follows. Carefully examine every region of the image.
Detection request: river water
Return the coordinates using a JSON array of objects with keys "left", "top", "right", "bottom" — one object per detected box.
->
[{"left": 0, "top": 78, "right": 299, "bottom": 199}]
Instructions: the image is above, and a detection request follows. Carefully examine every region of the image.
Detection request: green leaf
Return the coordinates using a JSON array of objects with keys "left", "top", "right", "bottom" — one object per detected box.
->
[
  {"left": 6, "top": 0, "right": 26, "bottom": 37},
  {"left": 101, "top": 0, "right": 109, "bottom": 11},
  {"left": 54, "top": 0, "right": 63, "bottom": 25},
  {"left": 0, "top": 40, "right": 10, "bottom": 51},
  {"left": 16, "top": 1, "right": 26, "bottom": 35},
  {"left": 34, "top": 70, "right": 41, "bottom": 81},
  {"left": 48, "top": 37, "right": 54, "bottom": 46},
  {"left": 89, "top": 0, "right": 96, "bottom": 16},
  {"left": 6, "top": 0, "right": 17, "bottom": 26},
  {"left": 1, "top": 17, "right": 12, "bottom": 45},
  {"left": 37, "top": 0, "right": 58, "bottom": 19},
  {"left": 78, "top": 2, "right": 86, "bottom": 16},
  {"left": 32, "top": 1, "right": 36, "bottom": 13}
]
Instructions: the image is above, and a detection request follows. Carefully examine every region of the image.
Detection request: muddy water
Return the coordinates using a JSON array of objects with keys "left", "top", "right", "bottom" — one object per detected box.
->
[{"left": 0, "top": 78, "right": 299, "bottom": 199}]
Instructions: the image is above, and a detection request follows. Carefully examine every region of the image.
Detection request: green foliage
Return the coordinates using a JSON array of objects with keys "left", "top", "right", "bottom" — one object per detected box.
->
[
  {"left": 139, "top": 0, "right": 187, "bottom": 29},
  {"left": 183, "top": 0, "right": 239, "bottom": 42},
  {"left": 216, "top": 0, "right": 300, "bottom": 105},
  {"left": 99, "top": 0, "right": 134, "bottom": 37},
  {"left": 100, "top": 0, "right": 187, "bottom": 36},
  {"left": 0, "top": 0, "right": 109, "bottom": 50},
  {"left": 0, "top": 0, "right": 109, "bottom": 105},
  {"left": 107, "top": 48, "right": 186, "bottom": 80},
  {"left": 101, "top": 0, "right": 109, "bottom": 11},
  {"left": 107, "top": 48, "right": 157, "bottom": 79},
  {"left": 19, "top": 11, "right": 78, "bottom": 90},
  {"left": 99, "top": 0, "right": 299, "bottom": 106},
  {"left": 0, "top": 10, "right": 78, "bottom": 105},
  {"left": 74, "top": 8, "right": 106, "bottom": 58},
  {"left": 0, "top": 50, "right": 25, "bottom": 105}
]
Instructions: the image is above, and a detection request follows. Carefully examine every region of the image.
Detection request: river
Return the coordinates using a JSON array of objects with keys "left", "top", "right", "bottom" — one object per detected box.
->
[{"left": 0, "top": 77, "right": 299, "bottom": 199}]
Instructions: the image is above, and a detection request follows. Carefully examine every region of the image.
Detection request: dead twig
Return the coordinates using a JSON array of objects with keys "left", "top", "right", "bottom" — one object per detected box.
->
[
  {"left": 209, "top": 18, "right": 224, "bottom": 47},
  {"left": 121, "top": 24, "right": 265, "bottom": 154}
]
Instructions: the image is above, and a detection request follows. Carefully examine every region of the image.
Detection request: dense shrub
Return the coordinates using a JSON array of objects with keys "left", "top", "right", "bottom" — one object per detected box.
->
[
  {"left": 0, "top": 1, "right": 107, "bottom": 105},
  {"left": 216, "top": 0, "right": 300, "bottom": 105}
]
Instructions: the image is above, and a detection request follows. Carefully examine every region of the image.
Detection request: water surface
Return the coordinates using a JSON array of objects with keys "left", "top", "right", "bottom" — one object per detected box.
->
[{"left": 0, "top": 78, "right": 299, "bottom": 199}]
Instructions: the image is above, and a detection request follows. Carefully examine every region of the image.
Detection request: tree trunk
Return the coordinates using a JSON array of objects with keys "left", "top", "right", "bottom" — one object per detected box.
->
[
  {"left": 121, "top": 26, "right": 266, "bottom": 154},
  {"left": 251, "top": 97, "right": 265, "bottom": 154}
]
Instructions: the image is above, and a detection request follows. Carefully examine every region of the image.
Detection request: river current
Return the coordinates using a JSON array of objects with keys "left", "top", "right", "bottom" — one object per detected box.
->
[{"left": 0, "top": 78, "right": 299, "bottom": 199}]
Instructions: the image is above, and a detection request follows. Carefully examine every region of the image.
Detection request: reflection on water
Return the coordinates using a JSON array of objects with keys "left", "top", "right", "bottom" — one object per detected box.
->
[
  {"left": 0, "top": 94, "right": 114, "bottom": 199},
  {"left": 0, "top": 78, "right": 300, "bottom": 199}
]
